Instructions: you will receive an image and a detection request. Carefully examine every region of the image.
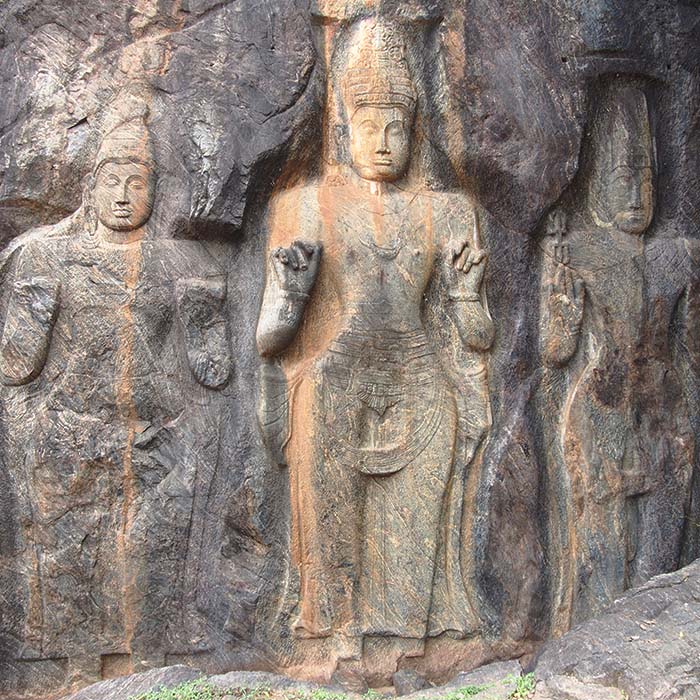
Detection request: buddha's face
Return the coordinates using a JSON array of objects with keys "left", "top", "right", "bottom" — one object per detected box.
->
[
  {"left": 94, "top": 161, "right": 156, "bottom": 232},
  {"left": 348, "top": 105, "right": 412, "bottom": 182},
  {"left": 596, "top": 163, "right": 653, "bottom": 235}
]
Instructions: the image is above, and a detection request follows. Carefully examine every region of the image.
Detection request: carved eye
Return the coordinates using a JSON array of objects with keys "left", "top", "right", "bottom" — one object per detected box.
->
[
  {"left": 104, "top": 175, "right": 120, "bottom": 186},
  {"left": 360, "top": 121, "right": 379, "bottom": 136},
  {"left": 128, "top": 177, "right": 146, "bottom": 190},
  {"left": 387, "top": 121, "right": 405, "bottom": 137}
]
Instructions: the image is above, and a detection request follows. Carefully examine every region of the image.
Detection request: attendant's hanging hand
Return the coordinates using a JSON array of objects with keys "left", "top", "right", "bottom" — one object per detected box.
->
[
  {"left": 176, "top": 278, "right": 231, "bottom": 390},
  {"left": 0, "top": 276, "right": 61, "bottom": 386}
]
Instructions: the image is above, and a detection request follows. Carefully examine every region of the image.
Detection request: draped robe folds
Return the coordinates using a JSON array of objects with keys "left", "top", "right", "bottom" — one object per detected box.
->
[{"left": 260, "top": 175, "right": 492, "bottom": 651}]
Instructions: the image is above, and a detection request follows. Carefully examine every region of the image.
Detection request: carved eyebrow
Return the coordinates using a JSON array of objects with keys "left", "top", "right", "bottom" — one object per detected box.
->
[
  {"left": 386, "top": 119, "right": 405, "bottom": 128},
  {"left": 360, "top": 119, "right": 379, "bottom": 128}
]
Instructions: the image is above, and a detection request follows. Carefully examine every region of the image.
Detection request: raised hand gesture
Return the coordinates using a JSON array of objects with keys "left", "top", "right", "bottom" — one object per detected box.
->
[
  {"left": 271, "top": 240, "right": 322, "bottom": 298},
  {"left": 449, "top": 239, "right": 488, "bottom": 299},
  {"left": 546, "top": 239, "right": 585, "bottom": 339}
]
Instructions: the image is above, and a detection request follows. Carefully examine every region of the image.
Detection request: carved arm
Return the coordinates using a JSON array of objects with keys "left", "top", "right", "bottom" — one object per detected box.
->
[
  {"left": 540, "top": 241, "right": 585, "bottom": 368},
  {"left": 256, "top": 240, "right": 322, "bottom": 358},
  {"left": 0, "top": 276, "right": 60, "bottom": 385},
  {"left": 445, "top": 241, "right": 494, "bottom": 352}
]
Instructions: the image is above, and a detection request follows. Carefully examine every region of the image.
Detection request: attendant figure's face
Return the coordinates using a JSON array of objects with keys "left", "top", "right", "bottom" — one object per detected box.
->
[
  {"left": 600, "top": 163, "right": 653, "bottom": 234},
  {"left": 608, "top": 165, "right": 654, "bottom": 234},
  {"left": 94, "top": 161, "right": 156, "bottom": 232},
  {"left": 348, "top": 106, "right": 412, "bottom": 182}
]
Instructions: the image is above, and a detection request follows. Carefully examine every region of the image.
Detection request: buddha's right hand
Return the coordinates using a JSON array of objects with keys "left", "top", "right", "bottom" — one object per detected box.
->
[{"left": 271, "top": 240, "right": 322, "bottom": 299}]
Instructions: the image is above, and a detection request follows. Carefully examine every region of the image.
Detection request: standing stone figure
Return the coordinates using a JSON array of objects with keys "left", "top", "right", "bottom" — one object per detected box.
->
[
  {"left": 540, "top": 86, "right": 695, "bottom": 631},
  {"left": 256, "top": 18, "right": 493, "bottom": 672},
  {"left": 0, "top": 116, "right": 232, "bottom": 680}
]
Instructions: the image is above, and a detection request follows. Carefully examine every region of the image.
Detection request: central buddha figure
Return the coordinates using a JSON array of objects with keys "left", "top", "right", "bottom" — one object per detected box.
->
[{"left": 256, "top": 18, "right": 493, "bottom": 665}]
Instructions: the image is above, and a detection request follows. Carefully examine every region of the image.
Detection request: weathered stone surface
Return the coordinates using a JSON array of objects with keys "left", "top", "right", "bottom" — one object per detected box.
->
[
  {"left": 532, "top": 560, "right": 700, "bottom": 700},
  {"left": 439, "top": 661, "right": 522, "bottom": 692},
  {"left": 58, "top": 669, "right": 347, "bottom": 700},
  {"left": 57, "top": 666, "right": 526, "bottom": 700},
  {"left": 533, "top": 676, "right": 625, "bottom": 700},
  {"left": 207, "top": 671, "right": 321, "bottom": 692},
  {"left": 407, "top": 661, "right": 521, "bottom": 700},
  {"left": 0, "top": 0, "right": 698, "bottom": 698},
  {"left": 393, "top": 670, "right": 431, "bottom": 696},
  {"left": 60, "top": 665, "right": 202, "bottom": 700}
]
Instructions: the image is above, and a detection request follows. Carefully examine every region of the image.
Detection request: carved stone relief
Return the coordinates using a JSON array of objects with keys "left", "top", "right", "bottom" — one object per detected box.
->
[
  {"left": 539, "top": 84, "right": 699, "bottom": 633},
  {"left": 0, "top": 109, "right": 233, "bottom": 689},
  {"left": 0, "top": 1, "right": 698, "bottom": 698}
]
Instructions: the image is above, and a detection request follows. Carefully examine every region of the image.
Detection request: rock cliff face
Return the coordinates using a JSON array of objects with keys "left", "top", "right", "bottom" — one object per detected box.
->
[{"left": 0, "top": 1, "right": 698, "bottom": 698}]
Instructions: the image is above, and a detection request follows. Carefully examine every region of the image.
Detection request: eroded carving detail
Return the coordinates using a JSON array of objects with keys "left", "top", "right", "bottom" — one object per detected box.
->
[
  {"left": 0, "top": 113, "right": 232, "bottom": 681},
  {"left": 540, "top": 85, "right": 697, "bottom": 633}
]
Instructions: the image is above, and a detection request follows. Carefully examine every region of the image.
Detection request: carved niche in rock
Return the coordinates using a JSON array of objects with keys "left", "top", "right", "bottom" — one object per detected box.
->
[
  {"left": 539, "top": 84, "right": 699, "bottom": 634},
  {"left": 0, "top": 114, "right": 233, "bottom": 684},
  {"left": 255, "top": 17, "right": 494, "bottom": 680}
]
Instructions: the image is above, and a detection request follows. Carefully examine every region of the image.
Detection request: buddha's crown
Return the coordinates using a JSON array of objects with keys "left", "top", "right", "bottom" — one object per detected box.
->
[{"left": 342, "top": 19, "right": 417, "bottom": 114}]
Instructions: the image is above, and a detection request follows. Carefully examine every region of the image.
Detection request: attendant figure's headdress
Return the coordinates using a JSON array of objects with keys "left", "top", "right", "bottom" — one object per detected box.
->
[
  {"left": 342, "top": 19, "right": 417, "bottom": 117},
  {"left": 592, "top": 86, "right": 653, "bottom": 179},
  {"left": 83, "top": 106, "right": 156, "bottom": 243},
  {"left": 94, "top": 113, "right": 155, "bottom": 174}
]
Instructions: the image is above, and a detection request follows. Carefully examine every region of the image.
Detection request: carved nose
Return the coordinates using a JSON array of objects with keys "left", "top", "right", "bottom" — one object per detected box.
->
[
  {"left": 377, "top": 132, "right": 390, "bottom": 154},
  {"left": 628, "top": 184, "right": 642, "bottom": 209}
]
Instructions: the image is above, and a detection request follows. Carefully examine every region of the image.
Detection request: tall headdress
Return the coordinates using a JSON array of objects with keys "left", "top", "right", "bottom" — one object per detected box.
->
[
  {"left": 94, "top": 115, "right": 155, "bottom": 174},
  {"left": 592, "top": 86, "right": 653, "bottom": 178},
  {"left": 84, "top": 108, "right": 156, "bottom": 244},
  {"left": 341, "top": 19, "right": 417, "bottom": 117}
]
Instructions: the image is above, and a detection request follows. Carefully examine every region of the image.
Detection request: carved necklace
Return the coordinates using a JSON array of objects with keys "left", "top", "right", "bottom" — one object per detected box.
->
[{"left": 359, "top": 233, "right": 404, "bottom": 260}]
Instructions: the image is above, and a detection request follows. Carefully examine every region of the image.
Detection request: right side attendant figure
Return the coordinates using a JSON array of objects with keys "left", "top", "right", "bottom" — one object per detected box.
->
[{"left": 541, "top": 85, "right": 696, "bottom": 632}]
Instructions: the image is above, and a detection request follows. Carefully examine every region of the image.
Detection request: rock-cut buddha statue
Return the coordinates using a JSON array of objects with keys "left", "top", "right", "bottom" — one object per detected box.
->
[{"left": 256, "top": 18, "right": 494, "bottom": 662}]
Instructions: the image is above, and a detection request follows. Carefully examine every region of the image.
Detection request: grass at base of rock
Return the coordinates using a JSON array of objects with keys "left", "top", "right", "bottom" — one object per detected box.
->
[
  {"left": 440, "top": 686, "right": 488, "bottom": 699},
  {"left": 508, "top": 673, "right": 536, "bottom": 699},
  {"left": 130, "top": 684, "right": 370, "bottom": 700},
  {"left": 130, "top": 673, "right": 538, "bottom": 700},
  {"left": 131, "top": 679, "right": 230, "bottom": 700}
]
